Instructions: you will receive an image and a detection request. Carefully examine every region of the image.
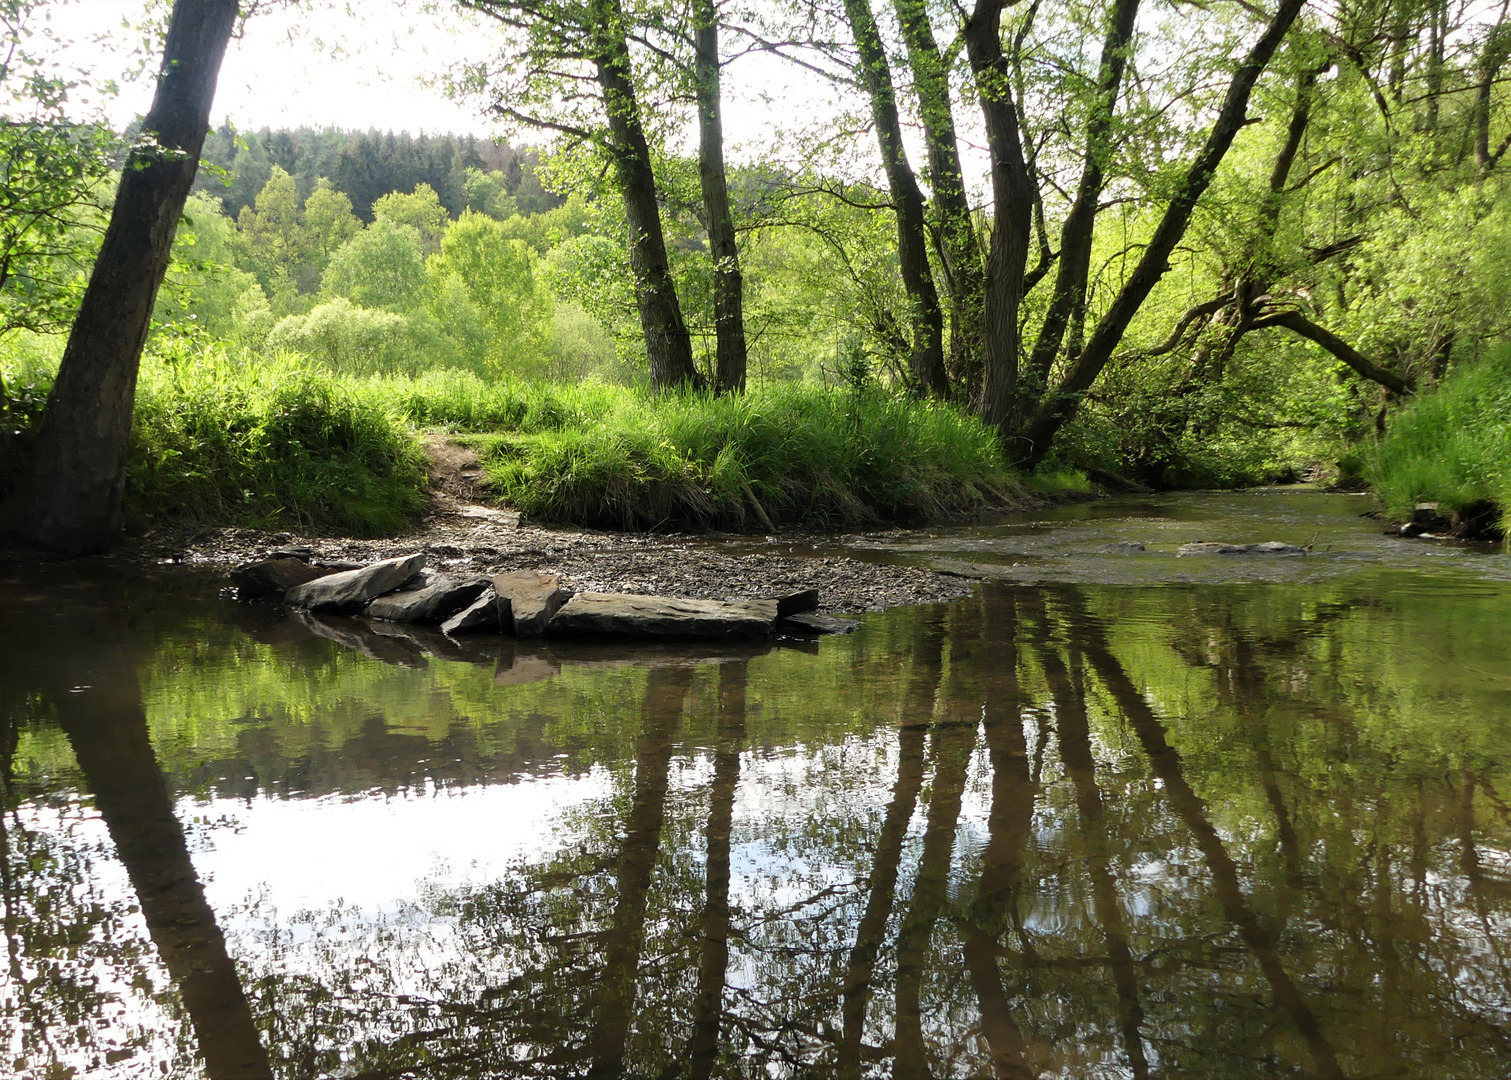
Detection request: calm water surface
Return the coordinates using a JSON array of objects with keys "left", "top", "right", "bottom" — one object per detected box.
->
[{"left": 2, "top": 490, "right": 1509, "bottom": 1079}]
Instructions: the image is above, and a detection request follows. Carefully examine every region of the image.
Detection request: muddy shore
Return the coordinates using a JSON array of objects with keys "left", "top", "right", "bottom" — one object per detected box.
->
[{"left": 117, "top": 495, "right": 988, "bottom": 614}]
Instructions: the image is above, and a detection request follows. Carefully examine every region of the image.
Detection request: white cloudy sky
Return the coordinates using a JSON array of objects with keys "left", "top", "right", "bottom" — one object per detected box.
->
[{"left": 32, "top": 0, "right": 863, "bottom": 170}]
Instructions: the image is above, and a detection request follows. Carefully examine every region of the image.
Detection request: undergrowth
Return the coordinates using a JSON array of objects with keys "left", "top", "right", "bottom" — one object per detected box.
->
[
  {"left": 1371, "top": 347, "right": 1511, "bottom": 529},
  {"left": 2, "top": 340, "right": 1026, "bottom": 535}
]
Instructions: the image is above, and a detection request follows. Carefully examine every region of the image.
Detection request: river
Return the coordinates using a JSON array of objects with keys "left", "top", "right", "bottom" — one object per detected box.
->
[{"left": 2, "top": 489, "right": 1508, "bottom": 1078}]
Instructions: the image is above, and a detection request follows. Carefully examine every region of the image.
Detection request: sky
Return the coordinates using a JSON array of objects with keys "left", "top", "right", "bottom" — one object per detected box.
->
[
  {"left": 40, "top": 0, "right": 503, "bottom": 135},
  {"left": 33, "top": 0, "right": 862, "bottom": 166}
]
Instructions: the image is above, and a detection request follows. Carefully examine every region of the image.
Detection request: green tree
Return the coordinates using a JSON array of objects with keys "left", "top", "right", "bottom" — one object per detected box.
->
[
  {"left": 320, "top": 219, "right": 428, "bottom": 313},
  {"left": 372, "top": 182, "right": 450, "bottom": 254},
  {"left": 428, "top": 210, "right": 552, "bottom": 371}
]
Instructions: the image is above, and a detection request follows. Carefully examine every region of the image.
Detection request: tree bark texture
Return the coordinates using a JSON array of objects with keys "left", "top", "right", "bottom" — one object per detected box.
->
[
  {"left": 1015, "top": 0, "right": 1307, "bottom": 465},
  {"left": 964, "top": 0, "right": 1035, "bottom": 436},
  {"left": 693, "top": 1, "right": 748, "bottom": 393},
  {"left": 893, "top": 0, "right": 986, "bottom": 396},
  {"left": 0, "top": 0, "right": 238, "bottom": 553},
  {"left": 843, "top": 0, "right": 950, "bottom": 398},
  {"left": 592, "top": 0, "right": 701, "bottom": 392},
  {"left": 1022, "top": 0, "right": 1141, "bottom": 405}
]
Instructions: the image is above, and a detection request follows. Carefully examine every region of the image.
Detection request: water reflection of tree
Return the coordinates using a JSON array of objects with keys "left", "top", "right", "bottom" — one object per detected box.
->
[
  {"left": 1, "top": 598, "right": 274, "bottom": 1078},
  {"left": 110, "top": 580, "right": 1511, "bottom": 1078}
]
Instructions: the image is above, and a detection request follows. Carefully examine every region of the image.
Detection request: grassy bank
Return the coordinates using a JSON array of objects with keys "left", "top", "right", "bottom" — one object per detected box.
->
[
  {"left": 1, "top": 341, "right": 1027, "bottom": 536},
  {"left": 1371, "top": 348, "right": 1511, "bottom": 532}
]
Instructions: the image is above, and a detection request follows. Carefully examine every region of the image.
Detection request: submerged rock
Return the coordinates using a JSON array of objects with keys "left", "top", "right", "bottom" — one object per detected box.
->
[
  {"left": 780, "top": 612, "right": 859, "bottom": 635},
  {"left": 1101, "top": 541, "right": 1146, "bottom": 553},
  {"left": 548, "top": 592, "right": 777, "bottom": 640},
  {"left": 232, "top": 557, "right": 335, "bottom": 599},
  {"left": 366, "top": 573, "right": 490, "bottom": 624},
  {"left": 1177, "top": 541, "right": 1304, "bottom": 556},
  {"left": 283, "top": 553, "right": 427, "bottom": 613},
  {"left": 493, "top": 570, "right": 570, "bottom": 636}
]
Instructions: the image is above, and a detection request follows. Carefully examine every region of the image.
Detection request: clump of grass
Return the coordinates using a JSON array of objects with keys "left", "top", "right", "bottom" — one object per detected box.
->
[
  {"left": 1371, "top": 347, "right": 1511, "bottom": 529},
  {"left": 443, "top": 380, "right": 1023, "bottom": 530},
  {"left": 2, "top": 336, "right": 428, "bottom": 536}
]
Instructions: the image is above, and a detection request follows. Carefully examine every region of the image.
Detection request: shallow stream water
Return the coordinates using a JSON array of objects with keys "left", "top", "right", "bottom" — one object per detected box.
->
[{"left": 2, "top": 490, "right": 1509, "bottom": 1079}]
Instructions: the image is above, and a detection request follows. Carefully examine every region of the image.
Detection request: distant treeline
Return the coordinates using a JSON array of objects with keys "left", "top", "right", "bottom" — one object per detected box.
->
[{"left": 192, "top": 126, "right": 563, "bottom": 221}]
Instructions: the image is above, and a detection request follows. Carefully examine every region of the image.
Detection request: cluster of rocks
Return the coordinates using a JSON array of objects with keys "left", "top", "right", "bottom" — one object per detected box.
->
[
  {"left": 231, "top": 548, "right": 858, "bottom": 641},
  {"left": 1175, "top": 541, "right": 1305, "bottom": 556}
]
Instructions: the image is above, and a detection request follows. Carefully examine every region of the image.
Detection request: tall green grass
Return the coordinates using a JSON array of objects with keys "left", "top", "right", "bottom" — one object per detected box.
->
[
  {"left": 419, "top": 380, "right": 1021, "bottom": 529},
  {"left": 1371, "top": 348, "right": 1511, "bottom": 529},
  {"left": 2, "top": 340, "right": 1022, "bottom": 535},
  {"left": 3, "top": 339, "right": 428, "bottom": 536}
]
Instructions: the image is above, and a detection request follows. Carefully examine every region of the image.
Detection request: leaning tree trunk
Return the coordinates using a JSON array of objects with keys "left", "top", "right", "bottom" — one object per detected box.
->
[
  {"left": 0, "top": 0, "right": 239, "bottom": 554},
  {"left": 843, "top": 0, "right": 950, "bottom": 398},
  {"left": 693, "top": 0, "right": 748, "bottom": 393},
  {"left": 1015, "top": 0, "right": 1307, "bottom": 465},
  {"left": 592, "top": 0, "right": 700, "bottom": 392}
]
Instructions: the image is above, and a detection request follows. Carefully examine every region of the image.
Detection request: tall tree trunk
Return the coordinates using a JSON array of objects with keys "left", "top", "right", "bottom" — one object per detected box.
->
[
  {"left": 1014, "top": 0, "right": 1306, "bottom": 465},
  {"left": 0, "top": 0, "right": 239, "bottom": 554},
  {"left": 592, "top": 0, "right": 701, "bottom": 392},
  {"left": 893, "top": 0, "right": 986, "bottom": 397},
  {"left": 693, "top": 1, "right": 748, "bottom": 393},
  {"left": 842, "top": 0, "right": 950, "bottom": 398},
  {"left": 589, "top": 666, "right": 691, "bottom": 1076},
  {"left": 963, "top": 0, "right": 1035, "bottom": 436},
  {"left": 1022, "top": 0, "right": 1141, "bottom": 407},
  {"left": 679, "top": 661, "right": 746, "bottom": 1080}
]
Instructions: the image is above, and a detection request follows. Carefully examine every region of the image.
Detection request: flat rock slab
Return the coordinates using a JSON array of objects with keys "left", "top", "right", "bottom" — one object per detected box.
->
[
  {"left": 232, "top": 557, "right": 335, "bottom": 599},
  {"left": 771, "top": 589, "right": 820, "bottom": 617},
  {"left": 442, "top": 588, "right": 505, "bottom": 635},
  {"left": 781, "top": 612, "right": 860, "bottom": 635},
  {"left": 548, "top": 592, "right": 777, "bottom": 640},
  {"left": 1177, "top": 541, "right": 1304, "bottom": 557},
  {"left": 367, "top": 574, "right": 490, "bottom": 624},
  {"left": 284, "top": 553, "right": 427, "bottom": 612},
  {"left": 494, "top": 570, "right": 569, "bottom": 636},
  {"left": 289, "top": 609, "right": 428, "bottom": 669}
]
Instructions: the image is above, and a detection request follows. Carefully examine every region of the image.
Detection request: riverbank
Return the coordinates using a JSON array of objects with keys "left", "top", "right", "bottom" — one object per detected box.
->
[{"left": 118, "top": 491, "right": 984, "bottom": 614}]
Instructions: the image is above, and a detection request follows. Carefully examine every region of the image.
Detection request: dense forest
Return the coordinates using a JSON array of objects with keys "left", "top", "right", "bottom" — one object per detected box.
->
[{"left": 2, "top": 0, "right": 1509, "bottom": 550}]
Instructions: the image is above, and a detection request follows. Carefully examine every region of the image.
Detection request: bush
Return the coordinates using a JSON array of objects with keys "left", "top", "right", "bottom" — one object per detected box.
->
[{"left": 1371, "top": 347, "right": 1511, "bottom": 529}]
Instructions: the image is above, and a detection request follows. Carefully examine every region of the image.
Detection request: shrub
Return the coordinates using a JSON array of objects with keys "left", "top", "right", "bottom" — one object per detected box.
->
[{"left": 1371, "top": 347, "right": 1511, "bottom": 529}]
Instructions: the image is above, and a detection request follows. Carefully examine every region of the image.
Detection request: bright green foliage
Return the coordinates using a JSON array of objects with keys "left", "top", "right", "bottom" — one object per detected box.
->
[
  {"left": 463, "top": 167, "right": 516, "bottom": 218},
  {"left": 154, "top": 193, "right": 265, "bottom": 339},
  {"left": 0, "top": 0, "right": 117, "bottom": 337},
  {"left": 300, "top": 181, "right": 362, "bottom": 266},
  {"left": 237, "top": 166, "right": 307, "bottom": 300},
  {"left": 372, "top": 183, "right": 450, "bottom": 254},
  {"left": 427, "top": 211, "right": 553, "bottom": 372},
  {"left": 265, "top": 298, "right": 421, "bottom": 376},
  {"left": 320, "top": 220, "right": 428, "bottom": 313},
  {"left": 1370, "top": 348, "right": 1511, "bottom": 528}
]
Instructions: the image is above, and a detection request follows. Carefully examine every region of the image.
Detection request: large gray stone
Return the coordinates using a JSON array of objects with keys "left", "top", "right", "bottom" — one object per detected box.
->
[
  {"left": 493, "top": 570, "right": 570, "bottom": 636},
  {"left": 283, "top": 553, "right": 427, "bottom": 612},
  {"left": 366, "top": 574, "right": 490, "bottom": 624},
  {"left": 232, "top": 557, "right": 334, "bottom": 599},
  {"left": 547, "top": 592, "right": 776, "bottom": 640},
  {"left": 442, "top": 588, "right": 504, "bottom": 635}
]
